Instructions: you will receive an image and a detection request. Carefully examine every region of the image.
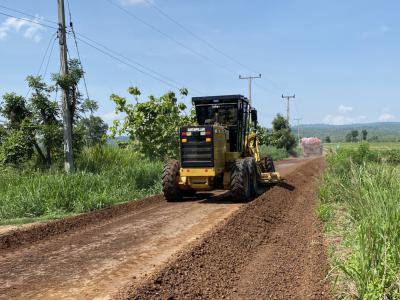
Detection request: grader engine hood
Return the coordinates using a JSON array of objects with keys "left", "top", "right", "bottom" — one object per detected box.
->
[{"left": 180, "top": 126, "right": 214, "bottom": 168}]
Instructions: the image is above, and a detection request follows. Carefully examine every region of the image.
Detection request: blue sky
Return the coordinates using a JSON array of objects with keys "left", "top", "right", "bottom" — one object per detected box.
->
[{"left": 0, "top": 0, "right": 399, "bottom": 127}]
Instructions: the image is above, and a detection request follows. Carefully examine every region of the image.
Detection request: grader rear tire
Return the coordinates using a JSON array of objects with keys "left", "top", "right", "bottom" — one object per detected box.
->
[
  {"left": 244, "top": 157, "right": 258, "bottom": 197},
  {"left": 162, "top": 159, "right": 182, "bottom": 202},
  {"left": 230, "top": 159, "right": 251, "bottom": 202}
]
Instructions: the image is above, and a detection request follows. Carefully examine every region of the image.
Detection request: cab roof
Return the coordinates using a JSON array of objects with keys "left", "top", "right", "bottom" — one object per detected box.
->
[{"left": 192, "top": 95, "right": 249, "bottom": 105}]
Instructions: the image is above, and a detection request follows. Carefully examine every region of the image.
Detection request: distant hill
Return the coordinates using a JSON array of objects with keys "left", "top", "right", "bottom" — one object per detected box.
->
[{"left": 294, "top": 122, "right": 400, "bottom": 142}]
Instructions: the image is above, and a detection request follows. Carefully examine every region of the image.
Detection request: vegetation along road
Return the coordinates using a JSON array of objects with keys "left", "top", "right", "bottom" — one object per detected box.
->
[{"left": 0, "top": 157, "right": 329, "bottom": 299}]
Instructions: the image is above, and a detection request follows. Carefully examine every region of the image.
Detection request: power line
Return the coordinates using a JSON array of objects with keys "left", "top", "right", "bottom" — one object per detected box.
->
[
  {"left": 0, "top": 7, "right": 203, "bottom": 95},
  {"left": 144, "top": 0, "right": 286, "bottom": 94},
  {"left": 104, "top": 0, "right": 286, "bottom": 95},
  {"left": 76, "top": 35, "right": 203, "bottom": 94},
  {"left": 0, "top": 4, "right": 58, "bottom": 25},
  {"left": 76, "top": 32, "right": 204, "bottom": 95},
  {"left": 103, "top": 0, "right": 237, "bottom": 75},
  {"left": 142, "top": 0, "right": 250, "bottom": 71},
  {"left": 37, "top": 32, "right": 57, "bottom": 76},
  {"left": 66, "top": 0, "right": 90, "bottom": 101},
  {"left": 0, "top": 11, "right": 58, "bottom": 30},
  {"left": 42, "top": 35, "right": 57, "bottom": 79},
  {"left": 25, "top": 32, "right": 57, "bottom": 98}
]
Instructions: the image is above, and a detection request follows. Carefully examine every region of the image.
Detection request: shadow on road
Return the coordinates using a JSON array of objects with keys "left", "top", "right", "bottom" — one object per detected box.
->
[{"left": 179, "top": 180, "right": 296, "bottom": 205}]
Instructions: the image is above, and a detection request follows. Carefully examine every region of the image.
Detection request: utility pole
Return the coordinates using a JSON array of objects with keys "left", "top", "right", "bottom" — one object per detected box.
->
[
  {"left": 294, "top": 118, "right": 302, "bottom": 146},
  {"left": 281, "top": 94, "right": 295, "bottom": 124},
  {"left": 239, "top": 74, "right": 261, "bottom": 107},
  {"left": 57, "top": 0, "right": 74, "bottom": 172}
]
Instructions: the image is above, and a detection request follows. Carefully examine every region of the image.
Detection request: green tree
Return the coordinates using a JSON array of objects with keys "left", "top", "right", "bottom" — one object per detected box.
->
[
  {"left": 257, "top": 125, "right": 270, "bottom": 145},
  {"left": 110, "top": 87, "right": 192, "bottom": 159},
  {"left": 265, "top": 114, "right": 296, "bottom": 151},
  {"left": 325, "top": 136, "right": 331, "bottom": 143},
  {"left": 0, "top": 59, "right": 97, "bottom": 167},
  {"left": 78, "top": 99, "right": 108, "bottom": 147},
  {"left": 345, "top": 130, "right": 359, "bottom": 142},
  {"left": 361, "top": 129, "right": 368, "bottom": 141}
]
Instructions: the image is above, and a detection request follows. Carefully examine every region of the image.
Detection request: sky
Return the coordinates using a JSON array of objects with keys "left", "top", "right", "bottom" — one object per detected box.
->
[{"left": 0, "top": 0, "right": 399, "bottom": 128}]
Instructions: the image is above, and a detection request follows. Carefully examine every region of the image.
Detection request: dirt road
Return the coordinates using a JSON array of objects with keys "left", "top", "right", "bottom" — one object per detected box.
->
[{"left": 0, "top": 158, "right": 328, "bottom": 299}]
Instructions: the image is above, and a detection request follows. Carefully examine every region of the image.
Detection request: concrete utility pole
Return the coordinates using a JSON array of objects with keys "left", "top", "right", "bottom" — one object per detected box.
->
[
  {"left": 294, "top": 118, "right": 302, "bottom": 146},
  {"left": 282, "top": 94, "right": 295, "bottom": 124},
  {"left": 239, "top": 74, "right": 261, "bottom": 107},
  {"left": 58, "top": 0, "right": 74, "bottom": 172}
]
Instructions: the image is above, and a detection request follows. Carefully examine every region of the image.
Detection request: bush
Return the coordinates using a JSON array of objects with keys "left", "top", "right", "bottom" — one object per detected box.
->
[{"left": 0, "top": 146, "right": 162, "bottom": 222}]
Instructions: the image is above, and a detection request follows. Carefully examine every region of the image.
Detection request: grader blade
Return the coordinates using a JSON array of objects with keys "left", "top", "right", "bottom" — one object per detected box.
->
[{"left": 260, "top": 172, "right": 282, "bottom": 184}]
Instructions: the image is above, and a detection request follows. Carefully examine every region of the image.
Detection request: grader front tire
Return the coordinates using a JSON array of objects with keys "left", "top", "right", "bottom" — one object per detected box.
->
[
  {"left": 230, "top": 159, "right": 251, "bottom": 202},
  {"left": 162, "top": 160, "right": 183, "bottom": 202}
]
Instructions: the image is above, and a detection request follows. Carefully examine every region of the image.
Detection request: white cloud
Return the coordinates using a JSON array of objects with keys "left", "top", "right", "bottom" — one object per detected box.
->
[
  {"left": 0, "top": 16, "right": 46, "bottom": 43},
  {"left": 379, "top": 113, "right": 396, "bottom": 122},
  {"left": 119, "top": 0, "right": 153, "bottom": 6},
  {"left": 323, "top": 114, "right": 366, "bottom": 125},
  {"left": 338, "top": 104, "right": 353, "bottom": 113}
]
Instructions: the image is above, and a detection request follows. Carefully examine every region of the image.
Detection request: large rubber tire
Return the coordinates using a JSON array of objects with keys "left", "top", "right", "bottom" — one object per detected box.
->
[
  {"left": 259, "top": 155, "right": 276, "bottom": 173},
  {"left": 244, "top": 157, "right": 258, "bottom": 197},
  {"left": 265, "top": 155, "right": 275, "bottom": 172},
  {"left": 162, "top": 160, "right": 182, "bottom": 202},
  {"left": 230, "top": 159, "right": 251, "bottom": 202}
]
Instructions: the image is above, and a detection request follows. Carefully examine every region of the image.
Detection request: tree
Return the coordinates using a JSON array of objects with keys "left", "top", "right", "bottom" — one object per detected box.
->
[
  {"left": 110, "top": 87, "right": 192, "bottom": 159},
  {"left": 361, "top": 129, "right": 368, "bottom": 141},
  {"left": 257, "top": 126, "right": 270, "bottom": 146},
  {"left": 78, "top": 99, "right": 108, "bottom": 147},
  {"left": 264, "top": 114, "right": 296, "bottom": 152},
  {"left": 345, "top": 130, "right": 359, "bottom": 143},
  {"left": 325, "top": 136, "right": 331, "bottom": 143},
  {"left": 0, "top": 59, "right": 103, "bottom": 167}
]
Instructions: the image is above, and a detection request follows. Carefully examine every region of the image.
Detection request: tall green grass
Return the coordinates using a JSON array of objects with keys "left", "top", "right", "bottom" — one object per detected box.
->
[
  {"left": 319, "top": 143, "right": 400, "bottom": 298},
  {"left": 0, "top": 146, "right": 162, "bottom": 223},
  {"left": 260, "top": 145, "right": 291, "bottom": 161}
]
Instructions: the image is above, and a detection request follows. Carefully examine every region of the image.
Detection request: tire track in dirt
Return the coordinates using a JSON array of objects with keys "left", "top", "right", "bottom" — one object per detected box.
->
[{"left": 123, "top": 157, "right": 329, "bottom": 299}]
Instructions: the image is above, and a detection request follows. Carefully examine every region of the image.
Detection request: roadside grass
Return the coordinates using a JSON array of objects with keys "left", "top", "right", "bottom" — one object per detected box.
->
[
  {"left": 260, "top": 145, "right": 291, "bottom": 161},
  {"left": 319, "top": 143, "right": 400, "bottom": 299},
  {"left": 0, "top": 146, "right": 163, "bottom": 224}
]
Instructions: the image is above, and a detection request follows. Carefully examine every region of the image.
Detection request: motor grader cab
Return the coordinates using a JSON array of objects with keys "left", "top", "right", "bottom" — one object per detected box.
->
[{"left": 162, "top": 95, "right": 279, "bottom": 202}]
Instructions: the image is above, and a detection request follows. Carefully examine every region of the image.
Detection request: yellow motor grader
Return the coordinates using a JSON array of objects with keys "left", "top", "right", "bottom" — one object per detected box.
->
[{"left": 162, "top": 95, "right": 280, "bottom": 202}]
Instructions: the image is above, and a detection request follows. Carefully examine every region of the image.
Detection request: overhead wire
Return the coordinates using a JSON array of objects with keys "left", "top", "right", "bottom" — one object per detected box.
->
[
  {"left": 0, "top": 11, "right": 58, "bottom": 30},
  {"left": 76, "top": 35, "right": 203, "bottom": 94},
  {"left": 76, "top": 32, "right": 204, "bottom": 95},
  {"left": 0, "top": 7, "right": 203, "bottom": 95},
  {"left": 142, "top": 0, "right": 285, "bottom": 94},
  {"left": 104, "top": 0, "right": 286, "bottom": 95},
  {"left": 37, "top": 32, "right": 57, "bottom": 76},
  {"left": 0, "top": 4, "right": 58, "bottom": 26},
  {"left": 25, "top": 31, "right": 58, "bottom": 98},
  {"left": 42, "top": 35, "right": 57, "bottom": 79},
  {"left": 103, "top": 0, "right": 237, "bottom": 75},
  {"left": 66, "top": 0, "right": 90, "bottom": 101}
]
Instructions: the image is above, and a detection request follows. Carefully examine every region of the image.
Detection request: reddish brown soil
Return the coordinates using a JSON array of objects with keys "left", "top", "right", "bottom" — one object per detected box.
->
[
  {"left": 124, "top": 157, "right": 329, "bottom": 299},
  {"left": 0, "top": 158, "right": 328, "bottom": 299}
]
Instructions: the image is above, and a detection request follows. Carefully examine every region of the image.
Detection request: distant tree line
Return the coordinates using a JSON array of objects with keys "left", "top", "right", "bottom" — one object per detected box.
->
[{"left": 324, "top": 129, "right": 382, "bottom": 143}]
